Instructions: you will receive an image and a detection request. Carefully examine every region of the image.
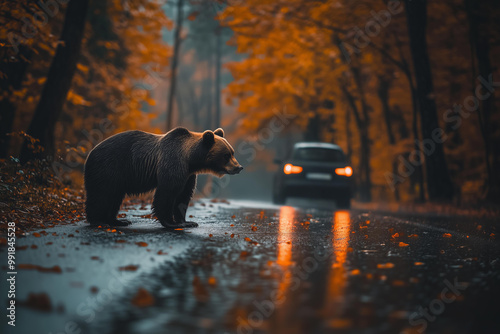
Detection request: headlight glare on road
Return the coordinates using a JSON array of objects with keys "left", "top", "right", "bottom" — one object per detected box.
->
[
  {"left": 284, "top": 163, "right": 303, "bottom": 174},
  {"left": 335, "top": 166, "right": 353, "bottom": 177}
]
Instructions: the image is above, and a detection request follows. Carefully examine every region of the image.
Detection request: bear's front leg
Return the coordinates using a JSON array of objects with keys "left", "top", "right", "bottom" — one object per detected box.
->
[
  {"left": 173, "top": 175, "right": 198, "bottom": 228},
  {"left": 153, "top": 181, "right": 198, "bottom": 229},
  {"left": 152, "top": 185, "right": 177, "bottom": 227}
]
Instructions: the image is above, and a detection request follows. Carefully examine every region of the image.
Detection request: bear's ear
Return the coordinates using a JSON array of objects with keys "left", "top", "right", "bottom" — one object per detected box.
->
[
  {"left": 202, "top": 130, "right": 215, "bottom": 146},
  {"left": 214, "top": 128, "right": 224, "bottom": 138}
]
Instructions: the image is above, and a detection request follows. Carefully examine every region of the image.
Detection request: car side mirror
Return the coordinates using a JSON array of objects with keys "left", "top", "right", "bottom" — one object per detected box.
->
[{"left": 273, "top": 158, "right": 283, "bottom": 165}]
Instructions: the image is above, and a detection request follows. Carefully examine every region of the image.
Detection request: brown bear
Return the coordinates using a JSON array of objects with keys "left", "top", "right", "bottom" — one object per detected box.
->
[{"left": 84, "top": 127, "right": 242, "bottom": 228}]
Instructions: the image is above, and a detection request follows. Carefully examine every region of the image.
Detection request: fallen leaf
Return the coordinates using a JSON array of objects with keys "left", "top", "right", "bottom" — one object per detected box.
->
[
  {"left": 326, "top": 318, "right": 352, "bottom": 329},
  {"left": 135, "top": 242, "right": 148, "bottom": 247},
  {"left": 414, "top": 262, "right": 425, "bottom": 266},
  {"left": 33, "top": 232, "right": 41, "bottom": 237},
  {"left": 18, "top": 264, "right": 62, "bottom": 273},
  {"left": 392, "top": 280, "right": 405, "bottom": 286},
  {"left": 208, "top": 277, "right": 217, "bottom": 286},
  {"left": 377, "top": 263, "right": 395, "bottom": 269},
  {"left": 19, "top": 293, "right": 52, "bottom": 312},
  {"left": 131, "top": 288, "right": 154, "bottom": 307},
  {"left": 442, "top": 233, "right": 452, "bottom": 238},
  {"left": 118, "top": 265, "right": 139, "bottom": 271},
  {"left": 399, "top": 242, "right": 409, "bottom": 247},
  {"left": 192, "top": 276, "right": 209, "bottom": 302}
]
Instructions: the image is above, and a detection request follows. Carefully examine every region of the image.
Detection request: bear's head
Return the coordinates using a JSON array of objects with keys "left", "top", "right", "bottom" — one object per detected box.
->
[{"left": 201, "top": 128, "right": 243, "bottom": 177}]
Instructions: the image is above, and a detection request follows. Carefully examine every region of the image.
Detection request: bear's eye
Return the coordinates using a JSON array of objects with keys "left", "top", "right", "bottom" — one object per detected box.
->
[{"left": 224, "top": 153, "right": 231, "bottom": 161}]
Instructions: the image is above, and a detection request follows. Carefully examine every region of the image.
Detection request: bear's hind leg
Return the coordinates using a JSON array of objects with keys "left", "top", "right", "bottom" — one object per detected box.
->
[
  {"left": 152, "top": 185, "right": 177, "bottom": 227},
  {"left": 173, "top": 175, "right": 198, "bottom": 228},
  {"left": 106, "top": 191, "right": 129, "bottom": 226},
  {"left": 85, "top": 190, "right": 127, "bottom": 226},
  {"left": 85, "top": 192, "right": 110, "bottom": 225}
]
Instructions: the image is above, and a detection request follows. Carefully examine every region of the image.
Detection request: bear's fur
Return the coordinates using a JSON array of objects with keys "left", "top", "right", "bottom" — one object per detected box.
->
[{"left": 84, "top": 127, "right": 242, "bottom": 228}]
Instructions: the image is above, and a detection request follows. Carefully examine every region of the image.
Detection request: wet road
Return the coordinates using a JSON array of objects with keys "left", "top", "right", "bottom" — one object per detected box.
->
[{"left": 2, "top": 199, "right": 499, "bottom": 334}]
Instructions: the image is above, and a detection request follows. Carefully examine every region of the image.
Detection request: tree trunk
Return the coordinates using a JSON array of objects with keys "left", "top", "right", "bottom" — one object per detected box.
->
[
  {"left": 404, "top": 0, "right": 454, "bottom": 201},
  {"left": 204, "top": 47, "right": 213, "bottom": 130},
  {"left": 214, "top": 28, "right": 222, "bottom": 129},
  {"left": 465, "top": 0, "right": 499, "bottom": 200},
  {"left": 359, "top": 128, "right": 371, "bottom": 201},
  {"left": 186, "top": 83, "right": 200, "bottom": 130},
  {"left": 345, "top": 107, "right": 353, "bottom": 163},
  {"left": 166, "top": 0, "right": 184, "bottom": 131},
  {"left": 334, "top": 32, "right": 372, "bottom": 201},
  {"left": 403, "top": 66, "right": 425, "bottom": 202},
  {"left": 304, "top": 112, "right": 321, "bottom": 142},
  {"left": 341, "top": 84, "right": 371, "bottom": 201},
  {"left": 376, "top": 75, "right": 402, "bottom": 201},
  {"left": 377, "top": 75, "right": 396, "bottom": 145},
  {"left": 0, "top": 46, "right": 32, "bottom": 158},
  {"left": 20, "top": 0, "right": 89, "bottom": 163},
  {"left": 176, "top": 84, "right": 185, "bottom": 125}
]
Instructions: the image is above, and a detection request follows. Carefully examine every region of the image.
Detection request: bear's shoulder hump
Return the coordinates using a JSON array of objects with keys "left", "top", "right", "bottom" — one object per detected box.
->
[{"left": 166, "top": 127, "right": 191, "bottom": 137}]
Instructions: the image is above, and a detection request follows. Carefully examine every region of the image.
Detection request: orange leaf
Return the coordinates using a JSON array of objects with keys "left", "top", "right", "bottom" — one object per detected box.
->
[
  {"left": 208, "top": 277, "right": 217, "bottom": 286},
  {"left": 18, "top": 264, "right": 62, "bottom": 273},
  {"left": 131, "top": 288, "right": 154, "bottom": 307},
  {"left": 118, "top": 265, "right": 139, "bottom": 271}
]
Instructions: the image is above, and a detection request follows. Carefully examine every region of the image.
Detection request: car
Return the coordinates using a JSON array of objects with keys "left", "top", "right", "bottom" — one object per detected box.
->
[{"left": 272, "top": 142, "right": 353, "bottom": 208}]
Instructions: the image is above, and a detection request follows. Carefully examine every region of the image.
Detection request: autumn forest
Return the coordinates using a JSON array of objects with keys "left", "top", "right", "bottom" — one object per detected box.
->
[{"left": 1, "top": 0, "right": 500, "bottom": 220}]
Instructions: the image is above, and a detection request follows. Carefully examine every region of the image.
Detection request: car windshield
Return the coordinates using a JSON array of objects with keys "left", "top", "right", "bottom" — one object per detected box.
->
[{"left": 292, "top": 147, "right": 345, "bottom": 162}]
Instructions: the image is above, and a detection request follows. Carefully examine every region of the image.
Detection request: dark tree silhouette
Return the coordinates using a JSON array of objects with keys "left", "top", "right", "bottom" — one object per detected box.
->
[
  {"left": 404, "top": 0, "right": 454, "bottom": 201},
  {"left": 20, "top": 0, "right": 89, "bottom": 162},
  {"left": 166, "top": 0, "right": 184, "bottom": 131},
  {"left": 0, "top": 46, "right": 32, "bottom": 158},
  {"left": 465, "top": 0, "right": 499, "bottom": 200}
]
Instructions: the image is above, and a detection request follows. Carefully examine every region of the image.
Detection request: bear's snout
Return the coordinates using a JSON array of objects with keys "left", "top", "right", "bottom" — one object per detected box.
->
[{"left": 228, "top": 165, "right": 243, "bottom": 175}]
